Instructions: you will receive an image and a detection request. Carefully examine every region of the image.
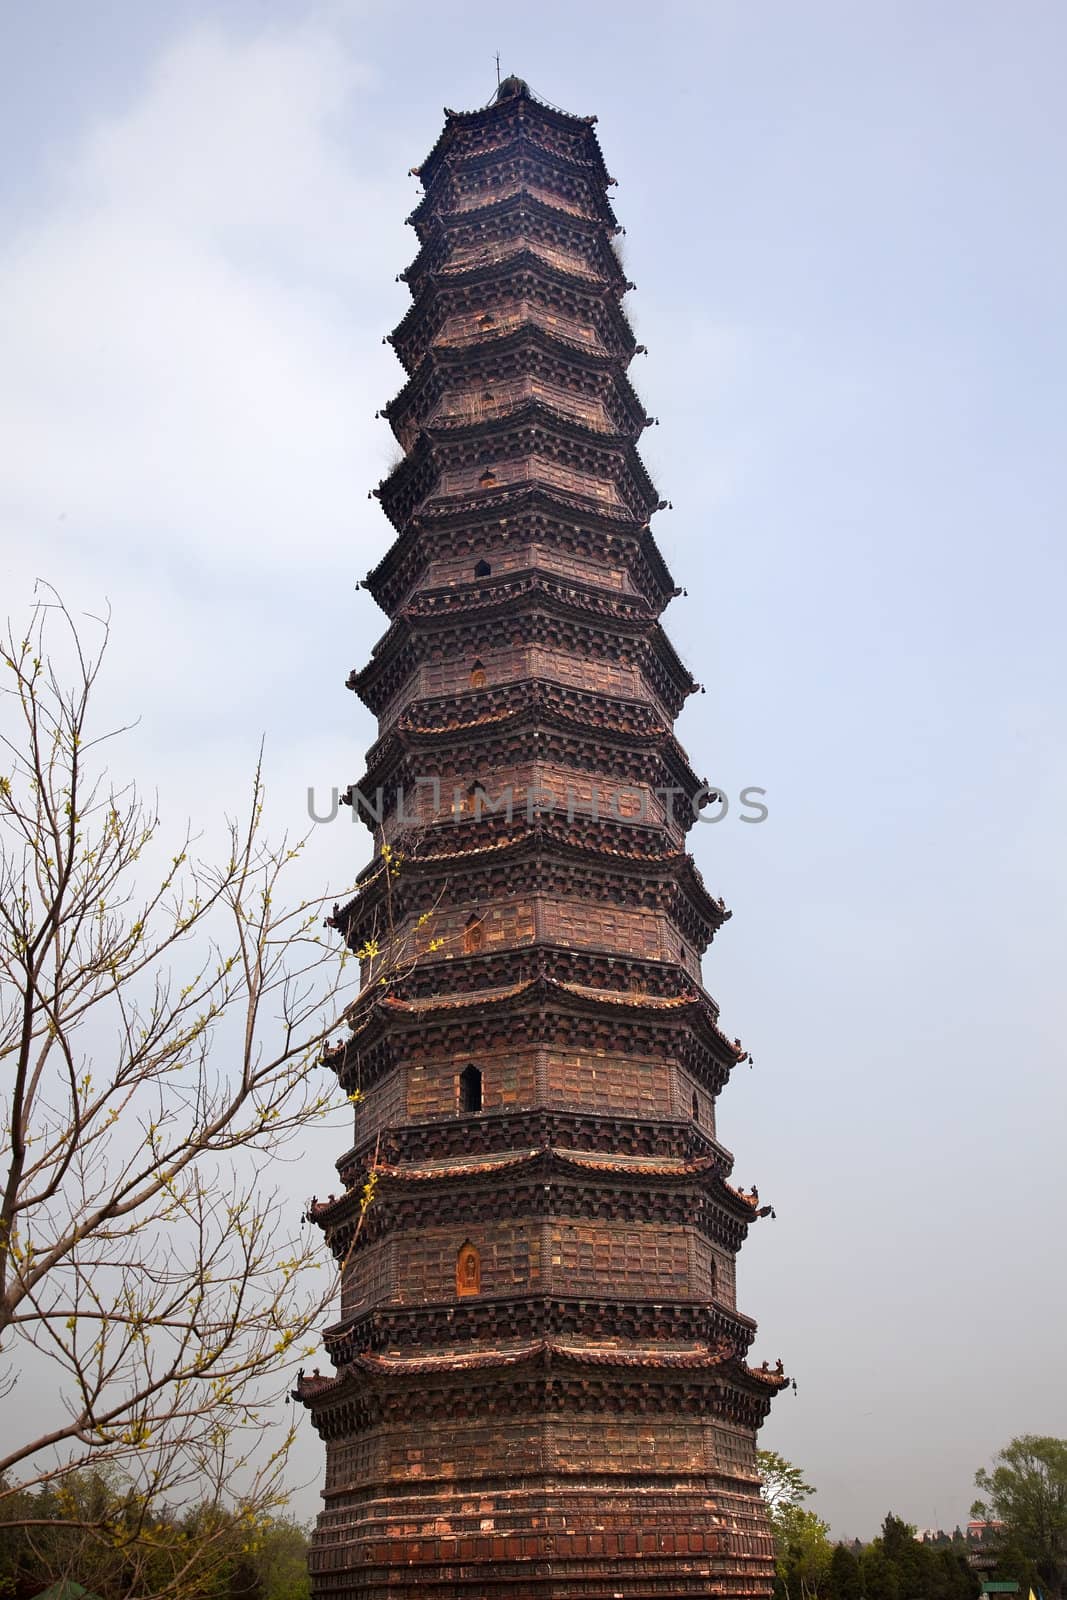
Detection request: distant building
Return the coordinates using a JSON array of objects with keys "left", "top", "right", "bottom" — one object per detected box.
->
[{"left": 967, "top": 1519, "right": 1007, "bottom": 1575}]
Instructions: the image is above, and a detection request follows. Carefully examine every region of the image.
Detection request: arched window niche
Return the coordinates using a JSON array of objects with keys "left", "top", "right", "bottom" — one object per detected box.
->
[
  {"left": 456, "top": 1240, "right": 481, "bottom": 1297},
  {"left": 460, "top": 1063, "right": 483, "bottom": 1113},
  {"left": 469, "top": 659, "right": 486, "bottom": 689},
  {"left": 463, "top": 914, "right": 484, "bottom": 954},
  {"left": 692, "top": 1090, "right": 700, "bottom": 1125},
  {"left": 474, "top": 559, "right": 491, "bottom": 578}
]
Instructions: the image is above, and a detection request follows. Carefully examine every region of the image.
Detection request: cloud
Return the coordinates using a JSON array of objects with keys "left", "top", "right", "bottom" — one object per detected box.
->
[
  {"left": 0, "top": 27, "right": 398, "bottom": 1514},
  {"left": 0, "top": 22, "right": 406, "bottom": 577}
]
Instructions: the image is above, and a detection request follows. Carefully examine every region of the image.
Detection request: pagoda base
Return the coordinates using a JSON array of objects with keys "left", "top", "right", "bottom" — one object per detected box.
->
[{"left": 309, "top": 1469, "right": 775, "bottom": 1598}]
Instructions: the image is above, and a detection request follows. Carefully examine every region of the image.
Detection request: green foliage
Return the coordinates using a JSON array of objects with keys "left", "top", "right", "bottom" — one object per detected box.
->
[
  {"left": 937, "top": 1546, "right": 984, "bottom": 1600},
  {"left": 757, "top": 1455, "right": 979, "bottom": 1600},
  {"left": 0, "top": 1470, "right": 310, "bottom": 1600},
  {"left": 882, "top": 1511, "right": 929, "bottom": 1597},
  {"left": 758, "top": 1454, "right": 830, "bottom": 1600},
  {"left": 252, "top": 1518, "right": 311, "bottom": 1600},
  {"left": 773, "top": 1505, "right": 833, "bottom": 1600},
  {"left": 829, "top": 1542, "right": 862, "bottom": 1600},
  {"left": 860, "top": 1540, "right": 901, "bottom": 1600},
  {"left": 974, "top": 1435, "right": 1067, "bottom": 1600},
  {"left": 855, "top": 1513, "right": 979, "bottom": 1600},
  {"left": 759, "top": 1450, "right": 818, "bottom": 1513}
]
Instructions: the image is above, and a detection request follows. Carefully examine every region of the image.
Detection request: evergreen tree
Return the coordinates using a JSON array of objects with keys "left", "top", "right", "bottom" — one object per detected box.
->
[
  {"left": 881, "top": 1512, "right": 930, "bottom": 1598},
  {"left": 830, "top": 1542, "right": 862, "bottom": 1600},
  {"left": 860, "top": 1541, "right": 901, "bottom": 1600}
]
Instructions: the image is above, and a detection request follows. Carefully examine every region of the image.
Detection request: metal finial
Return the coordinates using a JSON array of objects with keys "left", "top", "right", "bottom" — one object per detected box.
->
[{"left": 495, "top": 52, "right": 501, "bottom": 88}]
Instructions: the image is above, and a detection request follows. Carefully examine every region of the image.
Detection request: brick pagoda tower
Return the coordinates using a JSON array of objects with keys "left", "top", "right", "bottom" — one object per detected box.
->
[{"left": 298, "top": 75, "right": 786, "bottom": 1598}]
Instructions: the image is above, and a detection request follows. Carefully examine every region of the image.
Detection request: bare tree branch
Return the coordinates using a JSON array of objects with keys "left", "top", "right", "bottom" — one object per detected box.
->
[{"left": 0, "top": 588, "right": 363, "bottom": 1595}]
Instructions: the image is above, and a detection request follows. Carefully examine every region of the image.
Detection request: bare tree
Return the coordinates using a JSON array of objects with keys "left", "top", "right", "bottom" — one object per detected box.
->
[{"left": 0, "top": 589, "right": 360, "bottom": 1595}]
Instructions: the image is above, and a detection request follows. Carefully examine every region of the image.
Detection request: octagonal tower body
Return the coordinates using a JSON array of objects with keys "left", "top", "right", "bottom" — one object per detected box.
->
[{"left": 299, "top": 76, "right": 786, "bottom": 1600}]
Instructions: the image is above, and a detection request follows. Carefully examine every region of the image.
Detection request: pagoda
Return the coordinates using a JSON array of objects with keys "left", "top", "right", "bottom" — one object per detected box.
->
[{"left": 298, "top": 75, "right": 786, "bottom": 1599}]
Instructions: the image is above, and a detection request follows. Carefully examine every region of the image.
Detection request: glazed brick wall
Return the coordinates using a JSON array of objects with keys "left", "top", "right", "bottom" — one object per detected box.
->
[
  {"left": 424, "top": 539, "right": 632, "bottom": 593},
  {"left": 444, "top": 114, "right": 589, "bottom": 163},
  {"left": 711, "top": 1420, "right": 759, "bottom": 1477},
  {"left": 686, "top": 945, "right": 704, "bottom": 980},
  {"left": 324, "top": 1430, "right": 386, "bottom": 1493},
  {"left": 534, "top": 644, "right": 674, "bottom": 726},
  {"left": 549, "top": 1416, "right": 706, "bottom": 1474},
  {"left": 376, "top": 669, "right": 416, "bottom": 732},
  {"left": 677, "top": 1068, "right": 717, "bottom": 1139},
  {"left": 344, "top": 1220, "right": 719, "bottom": 1316},
  {"left": 525, "top": 179, "right": 596, "bottom": 220},
  {"left": 379, "top": 761, "right": 540, "bottom": 829},
  {"left": 406, "top": 1048, "right": 538, "bottom": 1117},
  {"left": 531, "top": 374, "right": 611, "bottom": 429},
  {"left": 447, "top": 162, "right": 599, "bottom": 220},
  {"left": 691, "top": 1235, "right": 735, "bottom": 1305},
  {"left": 718, "top": 1247, "right": 737, "bottom": 1306},
  {"left": 427, "top": 544, "right": 536, "bottom": 587},
  {"left": 530, "top": 452, "right": 621, "bottom": 505},
  {"left": 419, "top": 540, "right": 630, "bottom": 601},
  {"left": 325, "top": 1418, "right": 546, "bottom": 1494},
  {"left": 381, "top": 762, "right": 663, "bottom": 830},
  {"left": 436, "top": 304, "right": 602, "bottom": 353},
  {"left": 439, "top": 234, "right": 595, "bottom": 283},
  {"left": 352, "top": 1066, "right": 405, "bottom": 1147},
  {"left": 392, "top": 1219, "right": 542, "bottom": 1303},
  {"left": 532, "top": 300, "right": 606, "bottom": 350},
  {"left": 408, "top": 897, "right": 537, "bottom": 958},
  {"left": 433, "top": 375, "right": 529, "bottom": 422},
  {"left": 546, "top": 1049, "right": 671, "bottom": 1115},
  {"left": 528, "top": 542, "right": 631, "bottom": 591},
  {"left": 437, "top": 454, "right": 621, "bottom": 507},
  {"left": 340, "top": 1238, "right": 396, "bottom": 1318},
  {"left": 417, "top": 649, "right": 517, "bottom": 701},
  {"left": 435, "top": 305, "right": 522, "bottom": 342},
  {"left": 431, "top": 373, "right": 612, "bottom": 433},
  {"left": 380, "top": 646, "right": 668, "bottom": 731},
  {"left": 392, "top": 896, "right": 666, "bottom": 964},
  {"left": 541, "top": 898, "right": 666, "bottom": 960},
  {"left": 530, "top": 764, "right": 664, "bottom": 824},
  {"left": 530, "top": 643, "right": 637, "bottom": 700},
  {"left": 380, "top": 649, "right": 519, "bottom": 726},
  {"left": 548, "top": 1220, "right": 689, "bottom": 1295}
]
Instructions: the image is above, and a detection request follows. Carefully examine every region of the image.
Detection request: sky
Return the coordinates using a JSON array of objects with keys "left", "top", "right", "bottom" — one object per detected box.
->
[{"left": 1, "top": 0, "right": 1065, "bottom": 1542}]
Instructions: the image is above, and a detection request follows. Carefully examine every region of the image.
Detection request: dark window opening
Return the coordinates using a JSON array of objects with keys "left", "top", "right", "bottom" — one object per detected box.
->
[
  {"left": 470, "top": 659, "right": 486, "bottom": 689},
  {"left": 692, "top": 1091, "right": 700, "bottom": 1124},
  {"left": 460, "top": 1064, "right": 483, "bottom": 1113},
  {"left": 478, "top": 468, "right": 497, "bottom": 488},
  {"left": 474, "top": 559, "right": 491, "bottom": 578}
]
